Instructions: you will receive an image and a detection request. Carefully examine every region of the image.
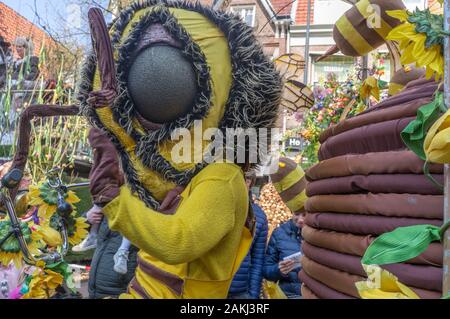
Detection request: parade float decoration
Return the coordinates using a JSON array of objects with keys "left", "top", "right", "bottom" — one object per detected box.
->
[
  {"left": 386, "top": 7, "right": 447, "bottom": 80},
  {"left": 388, "top": 65, "right": 425, "bottom": 96},
  {"left": 318, "top": 0, "right": 406, "bottom": 61},
  {"left": 0, "top": 164, "right": 88, "bottom": 299},
  {"left": 0, "top": 105, "right": 88, "bottom": 299},
  {"left": 284, "top": 50, "right": 390, "bottom": 171},
  {"left": 275, "top": 53, "right": 315, "bottom": 113},
  {"left": 289, "top": 72, "right": 365, "bottom": 169},
  {"left": 301, "top": 77, "right": 445, "bottom": 300},
  {"left": 300, "top": 0, "right": 447, "bottom": 299}
]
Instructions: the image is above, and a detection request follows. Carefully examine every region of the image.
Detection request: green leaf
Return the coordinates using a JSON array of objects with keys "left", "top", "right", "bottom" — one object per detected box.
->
[
  {"left": 408, "top": 8, "right": 445, "bottom": 48},
  {"left": 401, "top": 93, "right": 444, "bottom": 160},
  {"left": 46, "top": 261, "right": 72, "bottom": 283},
  {"left": 362, "top": 224, "right": 441, "bottom": 265},
  {"left": 0, "top": 221, "right": 33, "bottom": 253},
  {"left": 39, "top": 182, "right": 69, "bottom": 205}
]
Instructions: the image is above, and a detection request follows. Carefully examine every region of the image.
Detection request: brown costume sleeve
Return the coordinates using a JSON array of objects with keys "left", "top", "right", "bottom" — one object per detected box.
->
[
  {"left": 305, "top": 194, "right": 443, "bottom": 219},
  {"left": 306, "top": 151, "right": 443, "bottom": 181},
  {"left": 88, "top": 127, "right": 124, "bottom": 205}
]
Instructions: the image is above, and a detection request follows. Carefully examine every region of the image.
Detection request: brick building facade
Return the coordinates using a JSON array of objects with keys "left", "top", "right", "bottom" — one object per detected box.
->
[
  {"left": 0, "top": 2, "right": 54, "bottom": 57},
  {"left": 217, "top": 0, "right": 294, "bottom": 58},
  {"left": 106, "top": 0, "right": 444, "bottom": 85}
]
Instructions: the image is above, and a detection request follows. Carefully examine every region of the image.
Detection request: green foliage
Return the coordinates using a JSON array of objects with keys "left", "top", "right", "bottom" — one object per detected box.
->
[
  {"left": 285, "top": 73, "right": 364, "bottom": 170},
  {"left": 401, "top": 92, "right": 445, "bottom": 160},
  {"left": 38, "top": 181, "right": 70, "bottom": 205},
  {"left": 362, "top": 224, "right": 441, "bottom": 265},
  {"left": 0, "top": 220, "right": 32, "bottom": 253},
  {"left": 284, "top": 53, "right": 389, "bottom": 170},
  {"left": 1, "top": 41, "right": 91, "bottom": 183},
  {"left": 70, "top": 184, "right": 93, "bottom": 217},
  {"left": 408, "top": 8, "right": 446, "bottom": 48}
]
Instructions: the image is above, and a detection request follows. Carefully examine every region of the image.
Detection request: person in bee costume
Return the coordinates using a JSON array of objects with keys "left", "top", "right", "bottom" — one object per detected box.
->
[{"left": 78, "top": 0, "right": 282, "bottom": 299}]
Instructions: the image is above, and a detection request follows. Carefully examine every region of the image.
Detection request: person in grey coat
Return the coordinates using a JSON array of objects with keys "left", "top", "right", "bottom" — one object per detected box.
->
[{"left": 82, "top": 127, "right": 138, "bottom": 299}]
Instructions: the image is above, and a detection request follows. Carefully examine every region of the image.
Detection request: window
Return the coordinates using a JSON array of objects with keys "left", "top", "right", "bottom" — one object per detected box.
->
[
  {"left": 311, "top": 55, "right": 355, "bottom": 84},
  {"left": 231, "top": 6, "right": 256, "bottom": 27}
]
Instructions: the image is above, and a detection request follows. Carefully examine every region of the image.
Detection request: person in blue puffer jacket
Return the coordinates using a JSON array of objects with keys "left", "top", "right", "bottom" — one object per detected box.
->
[
  {"left": 228, "top": 173, "right": 268, "bottom": 299},
  {"left": 263, "top": 213, "right": 304, "bottom": 298},
  {"left": 263, "top": 157, "right": 308, "bottom": 299}
]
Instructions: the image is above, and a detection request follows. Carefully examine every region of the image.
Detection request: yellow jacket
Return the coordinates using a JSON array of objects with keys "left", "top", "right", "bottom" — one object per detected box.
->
[{"left": 103, "top": 163, "right": 252, "bottom": 299}]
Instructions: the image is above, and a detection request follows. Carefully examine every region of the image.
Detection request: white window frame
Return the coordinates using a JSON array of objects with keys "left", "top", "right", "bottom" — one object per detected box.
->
[
  {"left": 403, "top": 0, "right": 427, "bottom": 11},
  {"left": 313, "top": 0, "right": 352, "bottom": 25},
  {"left": 230, "top": 5, "right": 256, "bottom": 27}
]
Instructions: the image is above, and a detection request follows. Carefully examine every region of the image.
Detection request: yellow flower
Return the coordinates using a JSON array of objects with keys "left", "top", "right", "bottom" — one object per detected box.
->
[
  {"left": 355, "top": 265, "right": 420, "bottom": 299},
  {"left": 386, "top": 10, "right": 444, "bottom": 80},
  {"left": 69, "top": 217, "right": 89, "bottom": 246},
  {"left": 22, "top": 262, "right": 64, "bottom": 299},
  {"left": 424, "top": 109, "right": 450, "bottom": 163},
  {"left": 27, "top": 183, "right": 80, "bottom": 221},
  {"left": 387, "top": 9, "right": 409, "bottom": 22},
  {"left": 33, "top": 224, "right": 62, "bottom": 247},
  {"left": 360, "top": 76, "right": 380, "bottom": 101}
]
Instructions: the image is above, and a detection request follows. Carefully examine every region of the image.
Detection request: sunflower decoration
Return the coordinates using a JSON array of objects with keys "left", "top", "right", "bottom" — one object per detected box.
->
[
  {"left": 0, "top": 219, "right": 42, "bottom": 268},
  {"left": 21, "top": 261, "right": 64, "bottom": 299},
  {"left": 32, "top": 223, "right": 63, "bottom": 248},
  {"left": 27, "top": 181, "right": 80, "bottom": 220},
  {"left": 27, "top": 181, "right": 88, "bottom": 246},
  {"left": 50, "top": 213, "right": 89, "bottom": 246},
  {"left": 386, "top": 5, "right": 447, "bottom": 81}
]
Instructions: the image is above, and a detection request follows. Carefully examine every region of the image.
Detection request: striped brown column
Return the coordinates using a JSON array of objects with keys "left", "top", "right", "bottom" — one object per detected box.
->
[
  {"left": 270, "top": 157, "right": 308, "bottom": 214},
  {"left": 333, "top": 0, "right": 406, "bottom": 57}
]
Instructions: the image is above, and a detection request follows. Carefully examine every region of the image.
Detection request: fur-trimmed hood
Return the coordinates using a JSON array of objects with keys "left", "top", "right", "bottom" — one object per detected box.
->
[{"left": 78, "top": 0, "right": 282, "bottom": 208}]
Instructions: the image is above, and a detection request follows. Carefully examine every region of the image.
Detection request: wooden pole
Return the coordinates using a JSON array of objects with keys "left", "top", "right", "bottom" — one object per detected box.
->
[
  {"left": 443, "top": 0, "right": 450, "bottom": 298},
  {"left": 444, "top": 166, "right": 450, "bottom": 296},
  {"left": 303, "top": 0, "right": 312, "bottom": 84}
]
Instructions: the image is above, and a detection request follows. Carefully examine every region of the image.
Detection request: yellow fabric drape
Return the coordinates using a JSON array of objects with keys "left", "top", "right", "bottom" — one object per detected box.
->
[
  {"left": 424, "top": 109, "right": 450, "bottom": 164},
  {"left": 388, "top": 82, "right": 405, "bottom": 96},
  {"left": 356, "top": 265, "right": 420, "bottom": 299}
]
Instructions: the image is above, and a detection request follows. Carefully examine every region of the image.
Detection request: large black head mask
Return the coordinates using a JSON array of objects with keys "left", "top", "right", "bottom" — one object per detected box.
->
[
  {"left": 126, "top": 23, "right": 198, "bottom": 124},
  {"left": 127, "top": 45, "right": 197, "bottom": 124}
]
